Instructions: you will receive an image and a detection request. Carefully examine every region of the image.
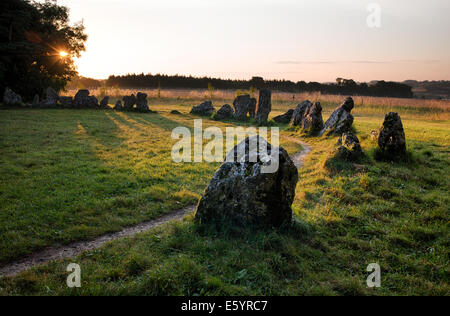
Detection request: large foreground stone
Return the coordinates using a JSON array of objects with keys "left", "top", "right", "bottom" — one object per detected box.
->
[
  {"left": 255, "top": 89, "right": 272, "bottom": 124},
  {"left": 320, "top": 97, "right": 354, "bottom": 136},
  {"left": 215, "top": 104, "right": 234, "bottom": 120},
  {"left": 378, "top": 112, "right": 406, "bottom": 156},
  {"left": 195, "top": 136, "right": 298, "bottom": 228},
  {"left": 3, "top": 88, "right": 22, "bottom": 106},
  {"left": 233, "top": 95, "right": 251, "bottom": 120},
  {"left": 190, "top": 101, "right": 215, "bottom": 116}
]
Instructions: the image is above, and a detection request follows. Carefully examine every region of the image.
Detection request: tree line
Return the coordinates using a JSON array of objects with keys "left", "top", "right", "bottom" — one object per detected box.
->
[{"left": 106, "top": 74, "right": 414, "bottom": 98}]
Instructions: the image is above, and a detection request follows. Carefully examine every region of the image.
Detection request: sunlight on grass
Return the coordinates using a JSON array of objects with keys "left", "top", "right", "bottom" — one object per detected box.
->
[{"left": 0, "top": 105, "right": 448, "bottom": 295}]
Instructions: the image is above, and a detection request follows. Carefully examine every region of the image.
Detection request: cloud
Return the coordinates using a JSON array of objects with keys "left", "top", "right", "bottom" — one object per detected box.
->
[{"left": 275, "top": 60, "right": 440, "bottom": 65}]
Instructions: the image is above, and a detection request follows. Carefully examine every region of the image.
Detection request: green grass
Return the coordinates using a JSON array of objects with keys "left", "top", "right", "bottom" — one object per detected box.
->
[
  {"left": 0, "top": 103, "right": 448, "bottom": 295},
  {"left": 0, "top": 106, "right": 300, "bottom": 265}
]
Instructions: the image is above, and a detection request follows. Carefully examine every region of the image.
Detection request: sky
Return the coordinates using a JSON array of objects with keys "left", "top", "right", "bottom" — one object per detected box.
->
[{"left": 58, "top": 0, "right": 450, "bottom": 82}]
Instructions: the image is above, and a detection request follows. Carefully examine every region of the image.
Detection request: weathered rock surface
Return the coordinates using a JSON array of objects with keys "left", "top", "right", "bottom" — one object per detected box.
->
[
  {"left": 59, "top": 96, "right": 73, "bottom": 108},
  {"left": 3, "top": 88, "right": 22, "bottom": 106},
  {"left": 136, "top": 92, "right": 149, "bottom": 112},
  {"left": 32, "top": 94, "right": 40, "bottom": 107},
  {"left": 335, "top": 132, "right": 364, "bottom": 161},
  {"left": 378, "top": 112, "right": 406, "bottom": 156},
  {"left": 73, "top": 90, "right": 98, "bottom": 108},
  {"left": 290, "top": 100, "right": 313, "bottom": 126},
  {"left": 114, "top": 100, "right": 123, "bottom": 110},
  {"left": 340, "top": 96, "right": 355, "bottom": 112},
  {"left": 215, "top": 104, "right": 234, "bottom": 120},
  {"left": 273, "top": 109, "right": 294, "bottom": 124},
  {"left": 233, "top": 95, "right": 251, "bottom": 120},
  {"left": 190, "top": 101, "right": 215, "bottom": 116},
  {"left": 123, "top": 94, "right": 137, "bottom": 110},
  {"left": 302, "top": 102, "right": 324, "bottom": 133},
  {"left": 320, "top": 97, "right": 354, "bottom": 136},
  {"left": 73, "top": 90, "right": 89, "bottom": 107},
  {"left": 170, "top": 110, "right": 182, "bottom": 115},
  {"left": 100, "top": 96, "right": 110, "bottom": 109},
  {"left": 43, "top": 87, "right": 59, "bottom": 107},
  {"left": 255, "top": 89, "right": 272, "bottom": 124},
  {"left": 195, "top": 136, "right": 298, "bottom": 228}
]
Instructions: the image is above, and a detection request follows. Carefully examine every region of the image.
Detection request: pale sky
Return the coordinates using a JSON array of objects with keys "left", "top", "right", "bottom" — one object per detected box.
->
[{"left": 59, "top": 0, "right": 450, "bottom": 82}]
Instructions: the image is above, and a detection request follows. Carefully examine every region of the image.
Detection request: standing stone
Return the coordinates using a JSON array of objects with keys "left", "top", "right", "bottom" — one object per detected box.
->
[
  {"left": 190, "top": 101, "right": 215, "bottom": 116},
  {"left": 73, "top": 89, "right": 98, "bottom": 108},
  {"left": 123, "top": 94, "right": 137, "bottom": 110},
  {"left": 73, "top": 90, "right": 89, "bottom": 108},
  {"left": 100, "top": 96, "right": 110, "bottom": 109},
  {"left": 378, "top": 112, "right": 406, "bottom": 156},
  {"left": 302, "top": 102, "right": 324, "bottom": 133},
  {"left": 233, "top": 94, "right": 251, "bottom": 120},
  {"left": 195, "top": 136, "right": 298, "bottom": 228},
  {"left": 255, "top": 89, "right": 272, "bottom": 124},
  {"left": 114, "top": 100, "right": 123, "bottom": 110},
  {"left": 3, "top": 88, "right": 22, "bottom": 106},
  {"left": 320, "top": 97, "right": 355, "bottom": 136},
  {"left": 43, "top": 87, "right": 59, "bottom": 107},
  {"left": 215, "top": 104, "right": 234, "bottom": 120},
  {"left": 59, "top": 96, "right": 73, "bottom": 108},
  {"left": 290, "top": 100, "right": 313, "bottom": 126},
  {"left": 340, "top": 96, "right": 355, "bottom": 112},
  {"left": 273, "top": 109, "right": 294, "bottom": 124},
  {"left": 335, "top": 132, "right": 364, "bottom": 161},
  {"left": 89, "top": 96, "right": 99, "bottom": 108},
  {"left": 136, "top": 92, "right": 149, "bottom": 112},
  {"left": 248, "top": 97, "right": 257, "bottom": 118},
  {"left": 32, "top": 94, "right": 40, "bottom": 107}
]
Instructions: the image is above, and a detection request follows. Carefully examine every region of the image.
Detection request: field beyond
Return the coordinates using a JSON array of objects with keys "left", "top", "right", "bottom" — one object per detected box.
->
[{"left": 0, "top": 97, "right": 448, "bottom": 295}]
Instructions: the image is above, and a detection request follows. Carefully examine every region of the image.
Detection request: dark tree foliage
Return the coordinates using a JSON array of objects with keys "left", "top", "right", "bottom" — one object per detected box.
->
[
  {"left": 106, "top": 74, "right": 414, "bottom": 98},
  {"left": 0, "top": 0, "right": 87, "bottom": 100}
]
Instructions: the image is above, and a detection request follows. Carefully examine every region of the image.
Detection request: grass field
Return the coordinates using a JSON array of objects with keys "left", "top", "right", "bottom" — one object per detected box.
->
[
  {"left": 0, "top": 98, "right": 448, "bottom": 295},
  {"left": 0, "top": 106, "right": 300, "bottom": 265}
]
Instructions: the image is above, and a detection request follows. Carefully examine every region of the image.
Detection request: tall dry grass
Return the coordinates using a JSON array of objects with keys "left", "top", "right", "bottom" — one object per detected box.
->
[{"left": 62, "top": 88, "right": 450, "bottom": 120}]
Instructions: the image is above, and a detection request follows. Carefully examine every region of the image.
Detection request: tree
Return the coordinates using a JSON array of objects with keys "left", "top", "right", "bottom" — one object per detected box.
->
[
  {"left": 0, "top": 0, "right": 87, "bottom": 100},
  {"left": 250, "top": 76, "right": 265, "bottom": 89}
]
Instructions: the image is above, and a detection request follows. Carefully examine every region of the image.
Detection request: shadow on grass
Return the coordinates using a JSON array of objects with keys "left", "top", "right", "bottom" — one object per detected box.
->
[
  {"left": 122, "top": 111, "right": 191, "bottom": 133},
  {"left": 106, "top": 111, "right": 146, "bottom": 133},
  {"left": 77, "top": 110, "right": 125, "bottom": 147}
]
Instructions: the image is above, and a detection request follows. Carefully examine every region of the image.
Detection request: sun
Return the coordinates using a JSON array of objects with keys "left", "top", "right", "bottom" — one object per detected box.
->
[{"left": 59, "top": 51, "right": 68, "bottom": 57}]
